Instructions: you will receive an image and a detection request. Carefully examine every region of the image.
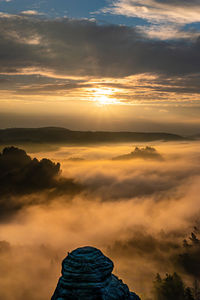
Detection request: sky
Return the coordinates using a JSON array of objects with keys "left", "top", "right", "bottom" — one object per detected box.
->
[{"left": 0, "top": 0, "right": 200, "bottom": 134}]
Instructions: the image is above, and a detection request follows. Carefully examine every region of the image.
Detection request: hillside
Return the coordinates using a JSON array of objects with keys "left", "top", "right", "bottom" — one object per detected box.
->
[{"left": 0, "top": 127, "right": 186, "bottom": 144}]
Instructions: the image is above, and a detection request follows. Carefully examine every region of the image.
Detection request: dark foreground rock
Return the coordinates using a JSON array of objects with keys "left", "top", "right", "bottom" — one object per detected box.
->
[{"left": 51, "top": 246, "right": 141, "bottom": 300}]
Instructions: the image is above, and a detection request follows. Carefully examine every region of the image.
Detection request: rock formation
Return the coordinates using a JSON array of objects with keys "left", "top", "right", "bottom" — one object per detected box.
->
[
  {"left": 51, "top": 246, "right": 141, "bottom": 300},
  {"left": 112, "top": 146, "right": 163, "bottom": 161}
]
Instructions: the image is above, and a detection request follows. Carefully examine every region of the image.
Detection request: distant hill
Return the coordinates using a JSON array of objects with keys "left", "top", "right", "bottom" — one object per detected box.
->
[
  {"left": 0, "top": 127, "right": 186, "bottom": 144},
  {"left": 189, "top": 133, "right": 200, "bottom": 140}
]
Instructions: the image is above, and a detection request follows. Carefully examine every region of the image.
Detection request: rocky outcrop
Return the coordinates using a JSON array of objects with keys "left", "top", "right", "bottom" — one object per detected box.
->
[
  {"left": 51, "top": 246, "right": 141, "bottom": 300},
  {"left": 112, "top": 146, "right": 163, "bottom": 161}
]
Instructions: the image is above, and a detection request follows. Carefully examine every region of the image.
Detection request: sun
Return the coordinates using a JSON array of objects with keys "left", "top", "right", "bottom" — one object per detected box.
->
[
  {"left": 92, "top": 88, "right": 118, "bottom": 106},
  {"left": 97, "top": 94, "right": 117, "bottom": 105}
]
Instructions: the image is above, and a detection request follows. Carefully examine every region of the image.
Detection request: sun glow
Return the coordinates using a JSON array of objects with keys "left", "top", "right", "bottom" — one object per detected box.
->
[{"left": 92, "top": 88, "right": 119, "bottom": 106}]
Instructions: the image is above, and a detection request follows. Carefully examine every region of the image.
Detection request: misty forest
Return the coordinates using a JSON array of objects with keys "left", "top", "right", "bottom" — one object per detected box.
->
[{"left": 0, "top": 137, "right": 200, "bottom": 299}]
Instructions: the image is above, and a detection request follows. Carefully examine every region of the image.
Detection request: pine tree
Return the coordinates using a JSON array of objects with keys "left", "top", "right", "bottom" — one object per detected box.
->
[{"left": 153, "top": 273, "right": 194, "bottom": 300}]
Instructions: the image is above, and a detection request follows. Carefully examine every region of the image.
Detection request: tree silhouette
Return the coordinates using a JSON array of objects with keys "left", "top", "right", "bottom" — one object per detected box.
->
[{"left": 153, "top": 273, "right": 194, "bottom": 300}]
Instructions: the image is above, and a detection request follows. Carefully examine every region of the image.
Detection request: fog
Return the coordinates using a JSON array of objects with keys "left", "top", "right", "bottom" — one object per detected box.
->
[{"left": 0, "top": 141, "right": 200, "bottom": 299}]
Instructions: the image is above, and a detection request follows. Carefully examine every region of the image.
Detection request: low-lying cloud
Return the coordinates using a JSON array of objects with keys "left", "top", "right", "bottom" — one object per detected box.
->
[{"left": 0, "top": 141, "right": 200, "bottom": 299}]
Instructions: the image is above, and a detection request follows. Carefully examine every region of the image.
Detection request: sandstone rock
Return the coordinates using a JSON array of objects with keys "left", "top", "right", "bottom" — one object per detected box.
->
[{"left": 52, "top": 246, "right": 141, "bottom": 300}]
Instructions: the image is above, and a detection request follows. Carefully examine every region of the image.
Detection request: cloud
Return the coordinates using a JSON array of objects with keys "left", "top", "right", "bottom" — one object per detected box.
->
[
  {"left": 107, "top": 228, "right": 200, "bottom": 294},
  {"left": 20, "top": 10, "right": 43, "bottom": 16},
  {"left": 99, "top": 0, "right": 200, "bottom": 41},
  {"left": 100, "top": 0, "right": 200, "bottom": 24},
  {"left": 15, "top": 80, "right": 92, "bottom": 95},
  {"left": 66, "top": 155, "right": 200, "bottom": 201},
  {"left": 137, "top": 24, "right": 200, "bottom": 41},
  {"left": 95, "top": 73, "right": 200, "bottom": 104},
  {"left": 0, "top": 14, "right": 200, "bottom": 104},
  {"left": 0, "top": 240, "right": 61, "bottom": 300},
  {"left": 0, "top": 15, "right": 200, "bottom": 79}
]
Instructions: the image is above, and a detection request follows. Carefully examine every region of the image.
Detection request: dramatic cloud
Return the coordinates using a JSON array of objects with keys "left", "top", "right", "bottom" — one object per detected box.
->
[
  {"left": 0, "top": 14, "right": 200, "bottom": 106},
  {"left": 0, "top": 15, "right": 200, "bottom": 79}
]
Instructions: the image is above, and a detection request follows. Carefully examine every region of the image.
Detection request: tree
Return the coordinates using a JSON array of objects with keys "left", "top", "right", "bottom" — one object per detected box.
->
[
  {"left": 153, "top": 273, "right": 194, "bottom": 300},
  {"left": 185, "top": 287, "right": 195, "bottom": 300}
]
